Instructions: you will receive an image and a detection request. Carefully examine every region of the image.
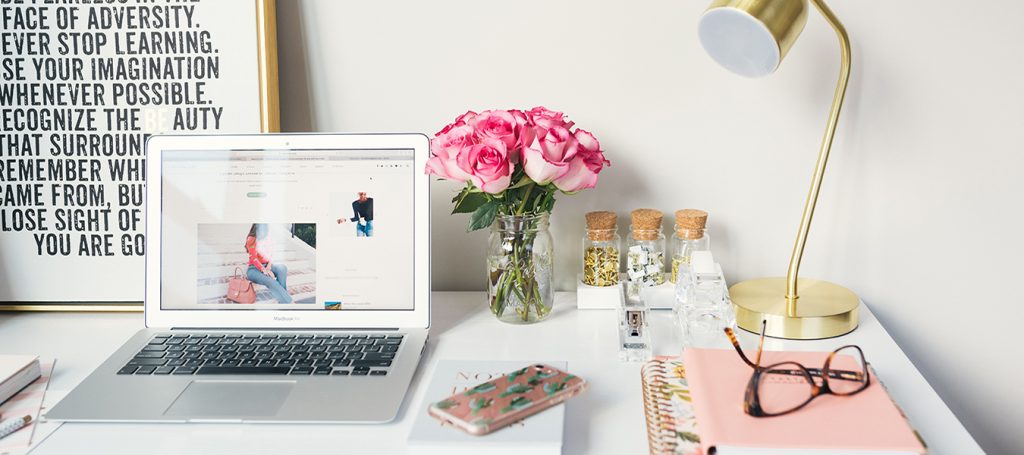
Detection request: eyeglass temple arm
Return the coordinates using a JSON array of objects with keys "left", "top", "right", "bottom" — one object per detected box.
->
[
  {"left": 724, "top": 328, "right": 757, "bottom": 368},
  {"left": 724, "top": 324, "right": 864, "bottom": 381},
  {"left": 766, "top": 366, "right": 865, "bottom": 381},
  {"left": 755, "top": 320, "right": 767, "bottom": 367}
]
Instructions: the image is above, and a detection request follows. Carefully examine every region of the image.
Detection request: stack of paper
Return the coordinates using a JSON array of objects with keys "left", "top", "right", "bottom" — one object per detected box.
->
[
  {"left": 0, "top": 360, "right": 56, "bottom": 454},
  {"left": 0, "top": 356, "right": 40, "bottom": 406}
]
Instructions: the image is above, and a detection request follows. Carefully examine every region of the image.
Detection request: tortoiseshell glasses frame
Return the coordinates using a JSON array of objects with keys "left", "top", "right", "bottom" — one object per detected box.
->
[{"left": 723, "top": 320, "right": 872, "bottom": 417}]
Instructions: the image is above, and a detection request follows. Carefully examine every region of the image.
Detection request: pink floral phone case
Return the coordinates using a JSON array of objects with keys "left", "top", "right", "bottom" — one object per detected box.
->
[{"left": 427, "top": 364, "right": 587, "bottom": 435}]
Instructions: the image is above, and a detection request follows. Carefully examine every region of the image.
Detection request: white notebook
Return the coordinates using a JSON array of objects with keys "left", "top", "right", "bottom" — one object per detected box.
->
[
  {"left": 407, "top": 360, "right": 567, "bottom": 455},
  {"left": 0, "top": 355, "right": 41, "bottom": 406}
]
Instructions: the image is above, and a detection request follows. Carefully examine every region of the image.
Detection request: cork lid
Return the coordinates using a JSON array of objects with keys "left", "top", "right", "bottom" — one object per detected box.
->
[
  {"left": 585, "top": 211, "right": 617, "bottom": 241},
  {"left": 675, "top": 209, "right": 708, "bottom": 240},
  {"left": 630, "top": 209, "right": 663, "bottom": 240}
]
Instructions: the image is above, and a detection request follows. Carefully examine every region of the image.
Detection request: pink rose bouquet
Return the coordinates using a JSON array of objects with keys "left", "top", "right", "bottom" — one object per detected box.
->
[
  {"left": 426, "top": 106, "right": 610, "bottom": 231},
  {"left": 427, "top": 107, "right": 609, "bottom": 323}
]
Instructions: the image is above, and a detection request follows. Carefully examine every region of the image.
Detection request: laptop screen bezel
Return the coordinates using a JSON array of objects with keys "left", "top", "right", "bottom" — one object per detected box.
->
[{"left": 144, "top": 133, "right": 430, "bottom": 330}]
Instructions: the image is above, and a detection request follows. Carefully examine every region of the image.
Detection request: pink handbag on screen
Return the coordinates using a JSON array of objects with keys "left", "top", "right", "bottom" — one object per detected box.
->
[{"left": 227, "top": 267, "right": 257, "bottom": 303}]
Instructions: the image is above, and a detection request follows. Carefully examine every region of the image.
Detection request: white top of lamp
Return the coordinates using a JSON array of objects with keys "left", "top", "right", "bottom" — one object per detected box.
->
[{"left": 697, "top": 0, "right": 809, "bottom": 78}]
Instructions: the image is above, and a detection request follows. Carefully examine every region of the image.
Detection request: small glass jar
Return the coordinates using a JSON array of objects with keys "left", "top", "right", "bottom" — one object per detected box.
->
[
  {"left": 626, "top": 209, "right": 665, "bottom": 300},
  {"left": 669, "top": 210, "right": 710, "bottom": 283},
  {"left": 582, "top": 211, "right": 620, "bottom": 287}
]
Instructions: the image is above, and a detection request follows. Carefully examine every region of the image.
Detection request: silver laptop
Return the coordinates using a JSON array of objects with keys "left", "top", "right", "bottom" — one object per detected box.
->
[{"left": 47, "top": 133, "right": 431, "bottom": 423}]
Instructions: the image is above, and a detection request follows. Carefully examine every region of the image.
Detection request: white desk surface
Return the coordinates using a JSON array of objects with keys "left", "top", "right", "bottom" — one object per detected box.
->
[{"left": 0, "top": 292, "right": 982, "bottom": 455}]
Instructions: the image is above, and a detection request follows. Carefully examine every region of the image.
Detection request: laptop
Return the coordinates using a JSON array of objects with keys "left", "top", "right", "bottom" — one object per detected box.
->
[{"left": 47, "top": 133, "right": 431, "bottom": 423}]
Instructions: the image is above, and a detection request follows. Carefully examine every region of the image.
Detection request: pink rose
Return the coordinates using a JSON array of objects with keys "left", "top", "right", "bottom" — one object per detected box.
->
[
  {"left": 508, "top": 109, "right": 529, "bottom": 159},
  {"left": 454, "top": 110, "right": 477, "bottom": 125},
  {"left": 426, "top": 124, "right": 475, "bottom": 182},
  {"left": 554, "top": 130, "right": 609, "bottom": 192},
  {"left": 527, "top": 106, "right": 574, "bottom": 134},
  {"left": 521, "top": 124, "right": 577, "bottom": 184},
  {"left": 457, "top": 138, "right": 513, "bottom": 194},
  {"left": 509, "top": 109, "right": 529, "bottom": 130},
  {"left": 469, "top": 110, "right": 519, "bottom": 151},
  {"left": 435, "top": 110, "right": 477, "bottom": 136}
]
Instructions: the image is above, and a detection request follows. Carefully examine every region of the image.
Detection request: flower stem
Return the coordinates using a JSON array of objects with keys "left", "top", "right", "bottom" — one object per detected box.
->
[
  {"left": 489, "top": 213, "right": 550, "bottom": 323},
  {"left": 517, "top": 183, "right": 535, "bottom": 215}
]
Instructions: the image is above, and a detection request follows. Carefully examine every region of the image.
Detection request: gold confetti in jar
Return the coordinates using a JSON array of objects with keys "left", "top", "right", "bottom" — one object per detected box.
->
[
  {"left": 670, "top": 209, "right": 710, "bottom": 283},
  {"left": 582, "top": 211, "right": 621, "bottom": 287}
]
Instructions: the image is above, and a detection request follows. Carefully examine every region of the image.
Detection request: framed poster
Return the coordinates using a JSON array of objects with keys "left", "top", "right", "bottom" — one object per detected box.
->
[{"left": 0, "top": 0, "right": 280, "bottom": 310}]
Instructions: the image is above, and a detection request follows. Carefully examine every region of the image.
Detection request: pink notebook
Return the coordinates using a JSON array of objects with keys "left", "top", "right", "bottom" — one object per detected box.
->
[{"left": 682, "top": 348, "right": 926, "bottom": 455}]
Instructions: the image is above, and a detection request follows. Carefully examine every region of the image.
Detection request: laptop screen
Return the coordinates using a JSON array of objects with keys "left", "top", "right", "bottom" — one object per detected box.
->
[{"left": 159, "top": 148, "right": 415, "bottom": 311}]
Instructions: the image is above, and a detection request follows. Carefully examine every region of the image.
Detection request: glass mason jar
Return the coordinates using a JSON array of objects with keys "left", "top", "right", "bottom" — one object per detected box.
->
[
  {"left": 582, "top": 227, "right": 621, "bottom": 287},
  {"left": 487, "top": 213, "right": 554, "bottom": 324},
  {"left": 625, "top": 226, "right": 665, "bottom": 299},
  {"left": 670, "top": 227, "right": 710, "bottom": 283}
]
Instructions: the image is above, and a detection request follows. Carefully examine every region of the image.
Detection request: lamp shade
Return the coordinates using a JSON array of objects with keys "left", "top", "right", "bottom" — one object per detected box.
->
[{"left": 698, "top": 0, "right": 808, "bottom": 78}]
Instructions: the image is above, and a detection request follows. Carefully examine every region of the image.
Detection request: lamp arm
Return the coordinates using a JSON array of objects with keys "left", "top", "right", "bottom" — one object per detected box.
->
[{"left": 784, "top": 0, "right": 852, "bottom": 312}]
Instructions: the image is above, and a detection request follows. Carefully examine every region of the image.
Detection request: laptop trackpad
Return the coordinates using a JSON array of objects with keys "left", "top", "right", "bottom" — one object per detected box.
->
[{"left": 164, "top": 381, "right": 294, "bottom": 418}]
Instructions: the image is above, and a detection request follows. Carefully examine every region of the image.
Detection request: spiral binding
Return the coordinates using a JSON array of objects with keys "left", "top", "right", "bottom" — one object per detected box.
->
[{"left": 641, "top": 360, "right": 679, "bottom": 455}]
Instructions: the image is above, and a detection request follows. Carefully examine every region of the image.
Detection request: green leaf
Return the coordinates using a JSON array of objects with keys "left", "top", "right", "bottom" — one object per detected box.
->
[
  {"left": 498, "top": 384, "right": 533, "bottom": 398},
  {"left": 452, "top": 191, "right": 488, "bottom": 214},
  {"left": 540, "top": 191, "right": 557, "bottom": 213},
  {"left": 433, "top": 399, "right": 458, "bottom": 410},
  {"left": 506, "top": 367, "right": 529, "bottom": 383},
  {"left": 468, "top": 201, "right": 499, "bottom": 232},
  {"left": 465, "top": 382, "right": 496, "bottom": 395},
  {"left": 543, "top": 381, "right": 567, "bottom": 396},
  {"left": 678, "top": 431, "right": 701, "bottom": 443},
  {"left": 469, "top": 397, "right": 493, "bottom": 415},
  {"left": 500, "top": 396, "right": 532, "bottom": 413}
]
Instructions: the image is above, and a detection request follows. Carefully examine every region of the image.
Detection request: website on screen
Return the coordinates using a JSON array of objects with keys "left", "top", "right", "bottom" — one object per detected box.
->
[{"left": 159, "top": 148, "right": 414, "bottom": 311}]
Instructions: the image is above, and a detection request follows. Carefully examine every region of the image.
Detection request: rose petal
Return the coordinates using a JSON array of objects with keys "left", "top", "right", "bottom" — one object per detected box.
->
[
  {"left": 470, "top": 110, "right": 518, "bottom": 150},
  {"left": 554, "top": 155, "right": 599, "bottom": 193},
  {"left": 459, "top": 138, "right": 512, "bottom": 193},
  {"left": 574, "top": 129, "right": 600, "bottom": 153},
  {"left": 540, "top": 126, "right": 574, "bottom": 162},
  {"left": 455, "top": 110, "right": 478, "bottom": 125},
  {"left": 476, "top": 172, "right": 511, "bottom": 194},
  {"left": 522, "top": 137, "right": 570, "bottom": 184},
  {"left": 441, "top": 157, "right": 472, "bottom": 182}
]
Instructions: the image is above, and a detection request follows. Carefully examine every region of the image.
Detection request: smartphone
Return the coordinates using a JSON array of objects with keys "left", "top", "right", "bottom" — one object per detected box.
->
[{"left": 427, "top": 364, "right": 587, "bottom": 436}]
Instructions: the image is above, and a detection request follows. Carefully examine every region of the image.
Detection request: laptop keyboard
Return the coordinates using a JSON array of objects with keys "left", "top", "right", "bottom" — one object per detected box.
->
[{"left": 116, "top": 333, "right": 403, "bottom": 377}]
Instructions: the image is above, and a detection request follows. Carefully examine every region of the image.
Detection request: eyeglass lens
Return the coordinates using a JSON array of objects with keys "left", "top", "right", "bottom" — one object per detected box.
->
[
  {"left": 757, "top": 362, "right": 815, "bottom": 415},
  {"left": 826, "top": 346, "right": 869, "bottom": 395}
]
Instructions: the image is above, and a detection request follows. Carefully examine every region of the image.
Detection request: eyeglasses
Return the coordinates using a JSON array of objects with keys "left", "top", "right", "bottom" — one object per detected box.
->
[{"left": 723, "top": 321, "right": 871, "bottom": 417}]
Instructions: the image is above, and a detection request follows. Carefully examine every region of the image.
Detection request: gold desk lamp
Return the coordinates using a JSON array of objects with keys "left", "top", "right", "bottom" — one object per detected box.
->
[{"left": 697, "top": 0, "right": 859, "bottom": 339}]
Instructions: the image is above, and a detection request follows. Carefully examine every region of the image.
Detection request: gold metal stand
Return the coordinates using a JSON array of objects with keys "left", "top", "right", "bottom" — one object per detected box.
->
[
  {"left": 727, "top": 0, "right": 860, "bottom": 339},
  {"left": 256, "top": 0, "right": 281, "bottom": 133},
  {"left": 731, "top": 278, "right": 858, "bottom": 339}
]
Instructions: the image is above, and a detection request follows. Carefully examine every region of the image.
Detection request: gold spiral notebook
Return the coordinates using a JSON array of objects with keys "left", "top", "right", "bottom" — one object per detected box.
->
[{"left": 640, "top": 357, "right": 702, "bottom": 455}]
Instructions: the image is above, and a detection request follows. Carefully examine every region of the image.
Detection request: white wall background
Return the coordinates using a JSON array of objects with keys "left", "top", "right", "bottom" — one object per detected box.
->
[{"left": 275, "top": 1, "right": 1022, "bottom": 452}]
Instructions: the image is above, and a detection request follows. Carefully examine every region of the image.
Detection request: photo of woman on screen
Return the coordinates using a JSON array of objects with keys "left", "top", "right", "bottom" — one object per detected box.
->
[
  {"left": 337, "top": 191, "right": 374, "bottom": 237},
  {"left": 245, "top": 223, "right": 293, "bottom": 303}
]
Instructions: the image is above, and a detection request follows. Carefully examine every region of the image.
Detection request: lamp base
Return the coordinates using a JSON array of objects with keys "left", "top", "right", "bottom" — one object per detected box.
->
[{"left": 729, "top": 277, "right": 859, "bottom": 340}]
